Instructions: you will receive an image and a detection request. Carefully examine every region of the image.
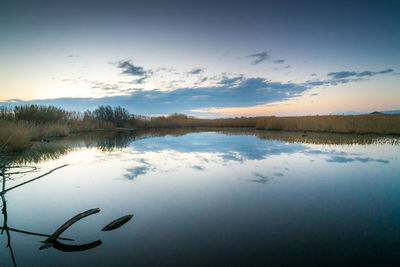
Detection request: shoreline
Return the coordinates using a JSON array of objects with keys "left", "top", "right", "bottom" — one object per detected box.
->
[{"left": 1, "top": 113, "right": 399, "bottom": 153}]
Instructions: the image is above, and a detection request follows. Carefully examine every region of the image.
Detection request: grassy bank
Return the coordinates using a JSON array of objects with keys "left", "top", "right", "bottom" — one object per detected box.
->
[
  {"left": 1, "top": 104, "right": 399, "bottom": 152},
  {"left": 254, "top": 114, "right": 400, "bottom": 134},
  {"left": 0, "top": 120, "right": 114, "bottom": 152},
  {"left": 138, "top": 114, "right": 400, "bottom": 134}
]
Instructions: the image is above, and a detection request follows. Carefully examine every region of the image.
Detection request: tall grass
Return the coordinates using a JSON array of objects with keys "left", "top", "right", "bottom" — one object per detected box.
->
[
  {"left": 136, "top": 114, "right": 258, "bottom": 128},
  {"left": 254, "top": 114, "right": 400, "bottom": 134},
  {"left": 134, "top": 114, "right": 400, "bottom": 135},
  {"left": 0, "top": 121, "right": 37, "bottom": 152}
]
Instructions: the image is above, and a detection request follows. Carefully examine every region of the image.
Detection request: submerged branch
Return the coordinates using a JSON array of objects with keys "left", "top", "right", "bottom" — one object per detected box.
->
[{"left": 41, "top": 208, "right": 101, "bottom": 249}]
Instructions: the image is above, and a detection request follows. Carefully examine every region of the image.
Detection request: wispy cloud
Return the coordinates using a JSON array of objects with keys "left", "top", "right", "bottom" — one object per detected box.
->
[
  {"left": 327, "top": 68, "right": 393, "bottom": 79},
  {"left": 188, "top": 68, "right": 204, "bottom": 74},
  {"left": 303, "top": 78, "right": 360, "bottom": 87},
  {"left": 116, "top": 60, "right": 146, "bottom": 76},
  {"left": 132, "top": 76, "right": 148, "bottom": 84},
  {"left": 246, "top": 51, "right": 270, "bottom": 65},
  {"left": 273, "top": 59, "right": 285, "bottom": 64},
  {"left": 304, "top": 68, "right": 394, "bottom": 87}
]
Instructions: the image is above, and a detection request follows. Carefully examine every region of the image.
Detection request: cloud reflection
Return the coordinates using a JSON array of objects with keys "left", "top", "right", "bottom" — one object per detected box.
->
[
  {"left": 326, "top": 156, "right": 389, "bottom": 164},
  {"left": 124, "top": 166, "right": 150, "bottom": 180},
  {"left": 248, "top": 172, "right": 271, "bottom": 184}
]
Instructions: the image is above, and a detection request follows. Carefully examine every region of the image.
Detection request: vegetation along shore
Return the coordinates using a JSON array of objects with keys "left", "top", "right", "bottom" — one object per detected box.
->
[{"left": 0, "top": 104, "right": 399, "bottom": 152}]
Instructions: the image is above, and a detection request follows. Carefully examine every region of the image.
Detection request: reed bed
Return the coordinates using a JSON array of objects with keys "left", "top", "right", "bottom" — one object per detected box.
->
[
  {"left": 1, "top": 104, "right": 399, "bottom": 152},
  {"left": 254, "top": 114, "right": 400, "bottom": 134},
  {"left": 0, "top": 121, "right": 35, "bottom": 152},
  {"left": 0, "top": 120, "right": 114, "bottom": 152}
]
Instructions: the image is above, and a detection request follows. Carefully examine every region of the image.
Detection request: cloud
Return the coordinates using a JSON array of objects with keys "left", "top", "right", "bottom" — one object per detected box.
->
[
  {"left": 327, "top": 68, "right": 393, "bottom": 79},
  {"left": 133, "top": 76, "right": 148, "bottom": 84},
  {"left": 124, "top": 77, "right": 308, "bottom": 113},
  {"left": 246, "top": 51, "right": 270, "bottom": 65},
  {"left": 116, "top": 60, "right": 146, "bottom": 76},
  {"left": 8, "top": 77, "right": 309, "bottom": 114},
  {"left": 218, "top": 75, "right": 244, "bottom": 86},
  {"left": 188, "top": 68, "right": 204, "bottom": 74},
  {"left": 303, "top": 77, "right": 361, "bottom": 87},
  {"left": 17, "top": 62, "right": 396, "bottom": 116},
  {"left": 273, "top": 59, "right": 286, "bottom": 64},
  {"left": 303, "top": 68, "right": 394, "bottom": 87},
  {"left": 327, "top": 71, "right": 357, "bottom": 79}
]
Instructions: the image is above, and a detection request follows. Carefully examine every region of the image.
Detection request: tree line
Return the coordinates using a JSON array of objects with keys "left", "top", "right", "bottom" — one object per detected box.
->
[{"left": 0, "top": 104, "right": 134, "bottom": 127}]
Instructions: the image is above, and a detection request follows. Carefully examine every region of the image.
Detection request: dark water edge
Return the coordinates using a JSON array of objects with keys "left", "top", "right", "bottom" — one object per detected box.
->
[{"left": 0, "top": 129, "right": 399, "bottom": 266}]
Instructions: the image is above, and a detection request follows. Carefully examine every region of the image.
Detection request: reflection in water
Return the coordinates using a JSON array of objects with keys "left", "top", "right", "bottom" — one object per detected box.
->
[
  {"left": 41, "top": 209, "right": 133, "bottom": 252},
  {"left": 326, "top": 156, "right": 389, "bottom": 164},
  {"left": 5, "top": 128, "right": 399, "bottom": 165},
  {"left": 192, "top": 165, "right": 205, "bottom": 171},
  {"left": 248, "top": 172, "right": 271, "bottom": 184},
  {"left": 2, "top": 130, "right": 391, "bottom": 189},
  {"left": 248, "top": 172, "right": 285, "bottom": 184},
  {"left": 124, "top": 166, "right": 150, "bottom": 180},
  {"left": 59, "top": 129, "right": 393, "bottom": 184},
  {"left": 0, "top": 163, "right": 69, "bottom": 266},
  {"left": 40, "top": 208, "right": 102, "bottom": 252},
  {"left": 222, "top": 128, "right": 400, "bottom": 145},
  {"left": 0, "top": 158, "right": 133, "bottom": 265},
  {"left": 0, "top": 129, "right": 399, "bottom": 265}
]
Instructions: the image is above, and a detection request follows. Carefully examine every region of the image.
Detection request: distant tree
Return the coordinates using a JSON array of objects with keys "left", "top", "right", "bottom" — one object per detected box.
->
[
  {"left": 67, "top": 111, "right": 83, "bottom": 121},
  {"left": 0, "top": 105, "right": 14, "bottom": 121},
  {"left": 83, "top": 110, "right": 93, "bottom": 120},
  {"left": 92, "top": 105, "right": 131, "bottom": 127},
  {"left": 113, "top": 106, "right": 130, "bottom": 127},
  {"left": 93, "top": 105, "right": 114, "bottom": 122}
]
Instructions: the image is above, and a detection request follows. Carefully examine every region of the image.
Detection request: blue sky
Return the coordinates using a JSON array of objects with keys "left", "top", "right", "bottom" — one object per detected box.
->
[{"left": 0, "top": 0, "right": 399, "bottom": 116}]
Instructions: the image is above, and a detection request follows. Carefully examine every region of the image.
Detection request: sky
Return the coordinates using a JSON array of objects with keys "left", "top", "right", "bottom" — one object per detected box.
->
[{"left": 0, "top": 0, "right": 399, "bottom": 117}]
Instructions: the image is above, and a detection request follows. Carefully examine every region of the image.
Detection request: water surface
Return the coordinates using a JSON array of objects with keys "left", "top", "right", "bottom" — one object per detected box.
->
[{"left": 1, "top": 129, "right": 400, "bottom": 266}]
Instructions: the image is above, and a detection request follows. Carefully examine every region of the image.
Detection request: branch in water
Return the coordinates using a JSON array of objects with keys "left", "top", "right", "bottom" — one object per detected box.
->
[
  {"left": 40, "top": 208, "right": 101, "bottom": 250},
  {"left": 3, "top": 164, "right": 69, "bottom": 193}
]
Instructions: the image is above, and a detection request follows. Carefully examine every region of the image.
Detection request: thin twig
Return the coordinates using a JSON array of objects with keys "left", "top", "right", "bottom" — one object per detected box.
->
[
  {"left": 0, "top": 226, "right": 74, "bottom": 241},
  {"left": 3, "top": 164, "right": 68, "bottom": 193}
]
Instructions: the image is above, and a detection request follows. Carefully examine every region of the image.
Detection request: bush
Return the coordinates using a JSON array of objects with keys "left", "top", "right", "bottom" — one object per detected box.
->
[{"left": 14, "top": 104, "right": 68, "bottom": 123}]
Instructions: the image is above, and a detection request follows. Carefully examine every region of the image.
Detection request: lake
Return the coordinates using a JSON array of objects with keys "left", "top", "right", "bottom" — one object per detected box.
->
[{"left": 1, "top": 129, "right": 400, "bottom": 266}]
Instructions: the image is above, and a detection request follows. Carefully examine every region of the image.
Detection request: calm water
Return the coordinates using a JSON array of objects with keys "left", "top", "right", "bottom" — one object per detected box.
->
[{"left": 1, "top": 129, "right": 400, "bottom": 266}]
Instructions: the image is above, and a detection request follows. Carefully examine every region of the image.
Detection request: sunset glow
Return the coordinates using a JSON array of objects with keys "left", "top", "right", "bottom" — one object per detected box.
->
[{"left": 1, "top": 0, "right": 399, "bottom": 116}]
